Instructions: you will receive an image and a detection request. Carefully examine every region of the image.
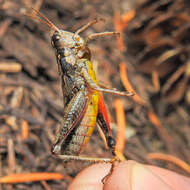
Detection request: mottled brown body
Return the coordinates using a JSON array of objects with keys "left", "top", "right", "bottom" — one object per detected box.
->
[
  {"left": 50, "top": 26, "right": 133, "bottom": 161},
  {"left": 28, "top": 9, "right": 133, "bottom": 162},
  {"left": 50, "top": 28, "right": 104, "bottom": 157}
]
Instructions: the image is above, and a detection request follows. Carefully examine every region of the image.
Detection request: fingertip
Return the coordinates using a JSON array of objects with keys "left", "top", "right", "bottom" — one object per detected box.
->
[
  {"left": 68, "top": 160, "right": 190, "bottom": 190},
  {"left": 68, "top": 163, "right": 112, "bottom": 190},
  {"left": 103, "top": 160, "right": 136, "bottom": 190},
  {"left": 105, "top": 161, "right": 190, "bottom": 190}
]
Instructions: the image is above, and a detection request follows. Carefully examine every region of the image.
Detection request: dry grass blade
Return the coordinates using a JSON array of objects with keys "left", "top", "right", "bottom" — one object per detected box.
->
[
  {"left": 21, "top": 120, "right": 29, "bottom": 140},
  {"left": 121, "top": 10, "right": 136, "bottom": 28},
  {"left": 155, "top": 49, "right": 181, "bottom": 66},
  {"left": 41, "top": 180, "right": 52, "bottom": 190},
  {"left": 152, "top": 71, "right": 160, "bottom": 92},
  {"left": 0, "top": 19, "right": 11, "bottom": 38},
  {"left": 114, "top": 10, "right": 135, "bottom": 51},
  {"left": 147, "top": 153, "right": 190, "bottom": 174},
  {"left": 114, "top": 11, "right": 126, "bottom": 51},
  {"left": 114, "top": 99, "right": 126, "bottom": 156},
  {"left": 0, "top": 62, "right": 22, "bottom": 73},
  {"left": 0, "top": 173, "right": 71, "bottom": 184},
  {"left": 148, "top": 110, "right": 173, "bottom": 144},
  {"left": 162, "top": 65, "right": 186, "bottom": 94},
  {"left": 119, "top": 63, "right": 146, "bottom": 105},
  {"left": 8, "top": 138, "right": 16, "bottom": 173}
]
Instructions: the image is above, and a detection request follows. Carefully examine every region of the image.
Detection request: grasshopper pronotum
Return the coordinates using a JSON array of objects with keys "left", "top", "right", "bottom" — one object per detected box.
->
[{"left": 28, "top": 8, "right": 133, "bottom": 163}]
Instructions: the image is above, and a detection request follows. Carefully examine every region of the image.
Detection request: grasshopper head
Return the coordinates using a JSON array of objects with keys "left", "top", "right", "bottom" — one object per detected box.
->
[{"left": 51, "top": 30, "right": 85, "bottom": 50}]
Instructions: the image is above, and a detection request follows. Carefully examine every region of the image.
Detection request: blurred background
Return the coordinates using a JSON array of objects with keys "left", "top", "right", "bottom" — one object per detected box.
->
[{"left": 0, "top": 0, "right": 190, "bottom": 189}]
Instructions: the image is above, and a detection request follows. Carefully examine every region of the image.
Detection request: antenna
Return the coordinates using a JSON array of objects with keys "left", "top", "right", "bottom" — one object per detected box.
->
[{"left": 25, "top": 7, "right": 60, "bottom": 33}]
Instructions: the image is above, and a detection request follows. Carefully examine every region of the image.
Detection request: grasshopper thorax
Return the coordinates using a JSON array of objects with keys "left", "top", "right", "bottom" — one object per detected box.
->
[{"left": 51, "top": 30, "right": 91, "bottom": 70}]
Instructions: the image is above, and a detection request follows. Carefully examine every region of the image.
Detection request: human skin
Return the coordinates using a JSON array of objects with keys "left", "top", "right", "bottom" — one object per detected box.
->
[{"left": 68, "top": 160, "right": 190, "bottom": 190}]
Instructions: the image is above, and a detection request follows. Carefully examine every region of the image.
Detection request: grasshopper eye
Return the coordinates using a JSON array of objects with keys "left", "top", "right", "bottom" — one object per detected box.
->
[
  {"left": 54, "top": 35, "right": 60, "bottom": 41},
  {"left": 51, "top": 34, "right": 61, "bottom": 48}
]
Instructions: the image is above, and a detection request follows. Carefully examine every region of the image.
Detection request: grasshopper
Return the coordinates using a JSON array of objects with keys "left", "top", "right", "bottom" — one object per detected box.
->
[{"left": 29, "top": 9, "right": 133, "bottom": 163}]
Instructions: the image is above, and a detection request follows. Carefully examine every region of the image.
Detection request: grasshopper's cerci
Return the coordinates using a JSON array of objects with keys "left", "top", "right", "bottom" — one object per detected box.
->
[{"left": 29, "top": 9, "right": 133, "bottom": 162}]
